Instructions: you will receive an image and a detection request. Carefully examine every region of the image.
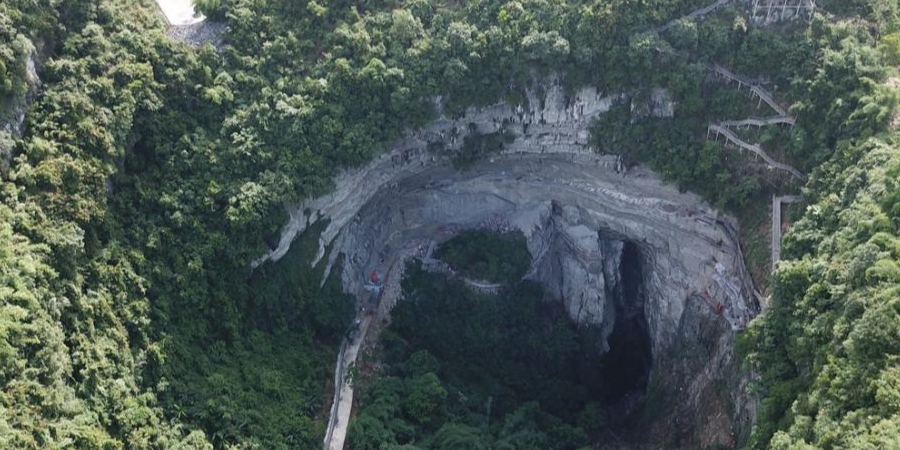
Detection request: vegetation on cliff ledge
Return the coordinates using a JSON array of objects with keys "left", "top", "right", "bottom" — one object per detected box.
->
[{"left": 435, "top": 229, "right": 530, "bottom": 284}]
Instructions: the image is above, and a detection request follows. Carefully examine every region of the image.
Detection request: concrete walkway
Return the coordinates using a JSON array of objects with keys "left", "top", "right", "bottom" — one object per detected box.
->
[
  {"left": 707, "top": 124, "right": 805, "bottom": 181},
  {"left": 322, "top": 313, "right": 369, "bottom": 450},
  {"left": 708, "top": 64, "right": 788, "bottom": 116},
  {"left": 720, "top": 115, "right": 795, "bottom": 128},
  {"left": 323, "top": 254, "right": 410, "bottom": 450},
  {"left": 462, "top": 278, "right": 503, "bottom": 293},
  {"left": 421, "top": 250, "right": 504, "bottom": 294},
  {"left": 771, "top": 195, "right": 802, "bottom": 268}
]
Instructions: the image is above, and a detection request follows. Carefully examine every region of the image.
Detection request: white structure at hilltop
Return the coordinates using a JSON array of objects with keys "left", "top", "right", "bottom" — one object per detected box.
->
[{"left": 156, "top": 0, "right": 205, "bottom": 26}]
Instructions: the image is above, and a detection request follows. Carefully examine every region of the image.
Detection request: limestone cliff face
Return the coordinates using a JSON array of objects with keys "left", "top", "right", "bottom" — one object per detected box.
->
[
  {"left": 526, "top": 205, "right": 623, "bottom": 334},
  {"left": 1, "top": 50, "right": 41, "bottom": 164},
  {"left": 256, "top": 82, "right": 758, "bottom": 448}
]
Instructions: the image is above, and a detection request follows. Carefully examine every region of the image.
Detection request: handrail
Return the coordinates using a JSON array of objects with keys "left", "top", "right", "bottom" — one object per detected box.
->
[
  {"left": 708, "top": 124, "right": 805, "bottom": 181},
  {"left": 749, "top": 86, "right": 788, "bottom": 116},
  {"left": 720, "top": 115, "right": 795, "bottom": 127},
  {"left": 708, "top": 65, "right": 788, "bottom": 116},
  {"left": 709, "top": 64, "right": 762, "bottom": 87}
]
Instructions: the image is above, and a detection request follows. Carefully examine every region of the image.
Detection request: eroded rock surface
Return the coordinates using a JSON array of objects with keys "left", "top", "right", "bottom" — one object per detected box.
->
[
  {"left": 2, "top": 50, "right": 41, "bottom": 166},
  {"left": 257, "top": 82, "right": 759, "bottom": 448}
]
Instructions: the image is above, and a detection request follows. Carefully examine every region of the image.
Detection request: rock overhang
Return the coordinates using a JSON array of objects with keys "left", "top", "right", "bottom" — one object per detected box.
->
[{"left": 324, "top": 154, "right": 757, "bottom": 349}]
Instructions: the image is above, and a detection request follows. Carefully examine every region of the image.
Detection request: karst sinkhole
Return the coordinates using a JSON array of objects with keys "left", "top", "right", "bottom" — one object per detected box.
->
[{"left": 274, "top": 150, "right": 758, "bottom": 448}]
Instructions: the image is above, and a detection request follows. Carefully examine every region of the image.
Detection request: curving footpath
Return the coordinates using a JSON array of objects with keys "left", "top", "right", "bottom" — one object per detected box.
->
[
  {"left": 421, "top": 251, "right": 504, "bottom": 293},
  {"left": 707, "top": 125, "right": 805, "bottom": 181}
]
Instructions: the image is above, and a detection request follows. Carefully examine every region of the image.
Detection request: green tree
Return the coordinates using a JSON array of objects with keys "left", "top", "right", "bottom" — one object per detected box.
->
[
  {"left": 404, "top": 372, "right": 447, "bottom": 424},
  {"left": 433, "top": 423, "right": 488, "bottom": 450},
  {"left": 522, "top": 30, "right": 570, "bottom": 65}
]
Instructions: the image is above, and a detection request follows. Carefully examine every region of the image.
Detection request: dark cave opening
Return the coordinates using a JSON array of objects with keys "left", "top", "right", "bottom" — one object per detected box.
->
[{"left": 600, "top": 241, "right": 653, "bottom": 404}]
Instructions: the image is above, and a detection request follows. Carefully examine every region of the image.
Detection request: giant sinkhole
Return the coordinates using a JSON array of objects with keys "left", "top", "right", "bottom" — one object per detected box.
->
[{"left": 257, "top": 85, "right": 762, "bottom": 448}]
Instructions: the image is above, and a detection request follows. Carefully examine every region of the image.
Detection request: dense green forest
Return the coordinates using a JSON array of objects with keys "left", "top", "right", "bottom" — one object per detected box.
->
[
  {"left": 348, "top": 263, "right": 606, "bottom": 450},
  {"left": 1, "top": 0, "right": 900, "bottom": 448},
  {"left": 434, "top": 230, "right": 530, "bottom": 284}
]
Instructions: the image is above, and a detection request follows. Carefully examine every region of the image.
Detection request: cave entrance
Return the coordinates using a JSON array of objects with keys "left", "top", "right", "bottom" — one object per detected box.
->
[{"left": 600, "top": 241, "right": 653, "bottom": 404}]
